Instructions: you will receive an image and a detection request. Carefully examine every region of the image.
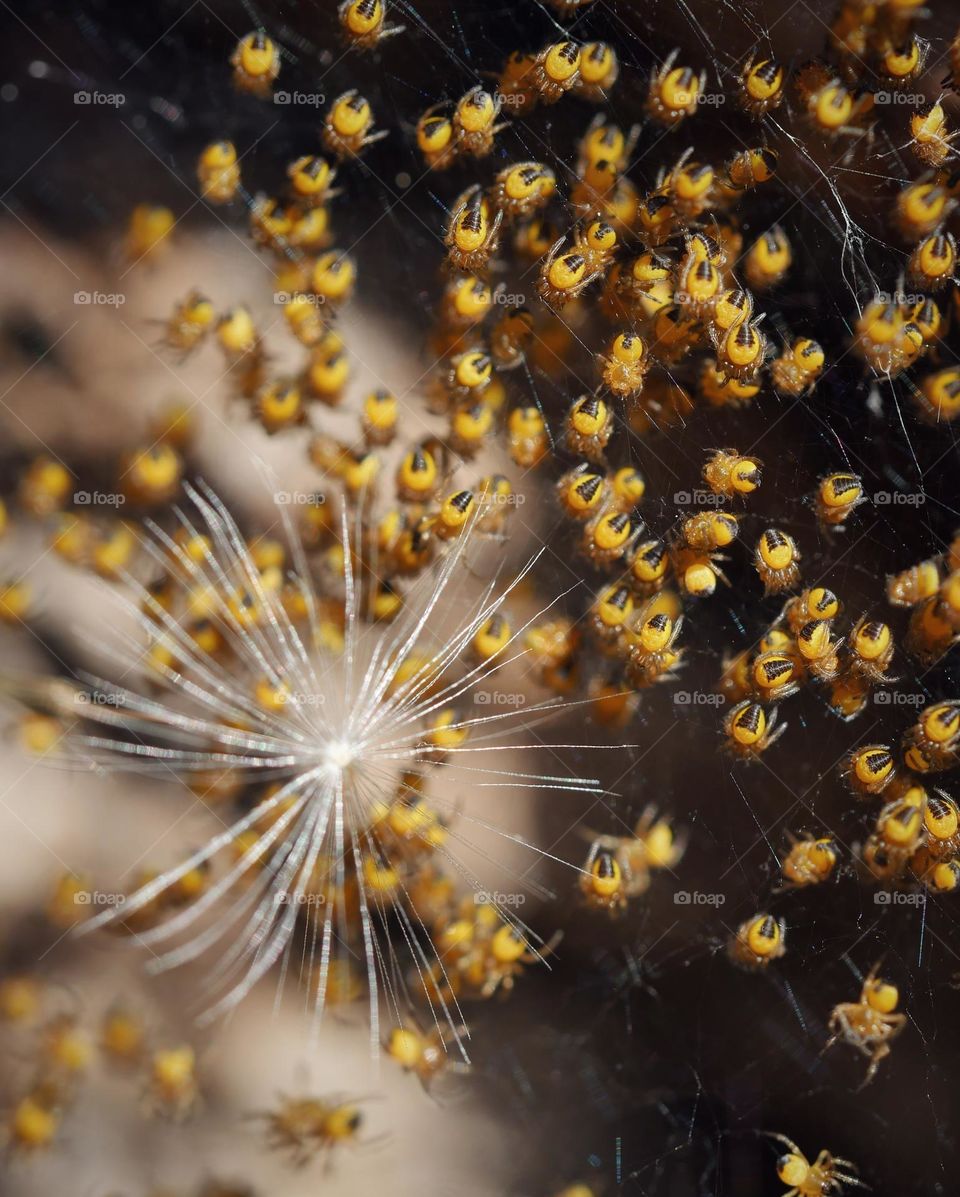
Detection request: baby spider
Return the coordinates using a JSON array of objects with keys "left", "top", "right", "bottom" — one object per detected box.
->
[
  {"left": 721, "top": 146, "right": 778, "bottom": 195},
  {"left": 490, "top": 304, "right": 535, "bottom": 369},
  {"left": 853, "top": 300, "right": 923, "bottom": 377},
  {"left": 530, "top": 41, "right": 582, "bottom": 104},
  {"left": 452, "top": 85, "right": 506, "bottom": 158},
  {"left": 557, "top": 462, "right": 609, "bottom": 521},
  {"left": 802, "top": 73, "right": 874, "bottom": 143},
  {"left": 911, "top": 101, "right": 958, "bottom": 168},
  {"left": 616, "top": 806, "right": 686, "bottom": 882},
  {"left": 582, "top": 509, "right": 645, "bottom": 567},
  {"left": 907, "top": 229, "right": 957, "bottom": 292},
  {"left": 7, "top": 1083, "right": 62, "bottom": 1154},
  {"left": 507, "top": 405, "right": 549, "bottom": 469},
  {"left": 445, "top": 185, "right": 503, "bottom": 274},
  {"left": 896, "top": 179, "right": 954, "bottom": 241},
  {"left": 739, "top": 54, "right": 784, "bottom": 117},
  {"left": 901, "top": 700, "right": 960, "bottom": 772},
  {"left": 880, "top": 35, "right": 928, "bottom": 88},
  {"left": 772, "top": 339, "right": 825, "bottom": 398},
  {"left": 755, "top": 529, "right": 801, "bottom": 596},
  {"left": 473, "top": 924, "right": 560, "bottom": 998},
  {"left": 675, "top": 252, "right": 722, "bottom": 319},
  {"left": 703, "top": 449, "right": 762, "bottom": 498},
  {"left": 162, "top": 290, "right": 215, "bottom": 355},
  {"left": 628, "top": 538, "right": 670, "bottom": 593},
  {"left": 287, "top": 155, "right": 337, "bottom": 206},
  {"left": 600, "top": 331, "right": 651, "bottom": 399},
  {"left": 415, "top": 105, "right": 457, "bottom": 170},
  {"left": 795, "top": 618, "right": 840, "bottom": 681},
  {"left": 825, "top": 969, "right": 907, "bottom": 1086},
  {"left": 846, "top": 617, "right": 895, "bottom": 684},
  {"left": 887, "top": 556, "right": 941, "bottom": 608},
  {"left": 646, "top": 49, "right": 706, "bottom": 127},
  {"left": 780, "top": 835, "right": 839, "bottom": 889},
  {"left": 783, "top": 586, "right": 840, "bottom": 632},
  {"left": 673, "top": 546, "right": 728, "bottom": 598},
  {"left": 385, "top": 1022, "right": 470, "bottom": 1093},
  {"left": 842, "top": 743, "right": 895, "bottom": 797},
  {"left": 338, "top": 0, "right": 404, "bottom": 51},
  {"left": 322, "top": 90, "right": 387, "bottom": 159},
  {"left": 622, "top": 606, "right": 682, "bottom": 687},
  {"left": 711, "top": 314, "right": 768, "bottom": 383},
  {"left": 767, "top": 1132, "right": 864, "bottom": 1197},
  {"left": 682, "top": 511, "right": 739, "bottom": 553},
  {"left": 751, "top": 651, "right": 800, "bottom": 702},
  {"left": 197, "top": 140, "right": 240, "bottom": 204},
  {"left": 814, "top": 472, "right": 863, "bottom": 530},
  {"left": 537, "top": 234, "right": 604, "bottom": 310},
  {"left": 576, "top": 41, "right": 619, "bottom": 102},
  {"left": 577, "top": 114, "right": 639, "bottom": 175},
  {"left": 745, "top": 226, "right": 792, "bottom": 290},
  {"left": 577, "top": 216, "right": 619, "bottom": 274},
  {"left": 564, "top": 394, "right": 613, "bottom": 461},
  {"left": 590, "top": 583, "right": 634, "bottom": 646},
  {"left": 446, "top": 348, "right": 493, "bottom": 405},
  {"left": 255, "top": 1093, "right": 369, "bottom": 1168},
  {"left": 490, "top": 161, "right": 556, "bottom": 221},
  {"left": 728, "top": 913, "right": 786, "bottom": 970},
  {"left": 148, "top": 1044, "right": 198, "bottom": 1120},
  {"left": 723, "top": 700, "right": 786, "bottom": 761},
  {"left": 580, "top": 843, "right": 629, "bottom": 914},
  {"left": 230, "top": 31, "right": 280, "bottom": 98},
  {"left": 827, "top": 674, "right": 871, "bottom": 723}
]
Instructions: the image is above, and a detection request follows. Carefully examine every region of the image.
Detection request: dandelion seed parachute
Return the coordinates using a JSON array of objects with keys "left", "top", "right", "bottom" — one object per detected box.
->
[{"left": 16, "top": 477, "right": 620, "bottom": 1059}]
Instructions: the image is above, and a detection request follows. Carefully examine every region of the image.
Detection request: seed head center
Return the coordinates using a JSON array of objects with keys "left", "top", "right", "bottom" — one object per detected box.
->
[{"left": 323, "top": 738, "right": 357, "bottom": 772}]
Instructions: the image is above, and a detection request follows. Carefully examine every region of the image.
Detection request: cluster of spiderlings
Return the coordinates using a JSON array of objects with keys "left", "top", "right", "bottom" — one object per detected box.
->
[
  {"left": 0, "top": 972, "right": 198, "bottom": 1153},
  {"left": 12, "top": 451, "right": 582, "bottom": 1024},
  {"left": 840, "top": 699, "right": 960, "bottom": 888},
  {"left": 2, "top": 6, "right": 693, "bottom": 1084},
  {"left": 8, "top": 0, "right": 960, "bottom": 1188},
  {"left": 213, "top": 2, "right": 960, "bottom": 1013}
]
